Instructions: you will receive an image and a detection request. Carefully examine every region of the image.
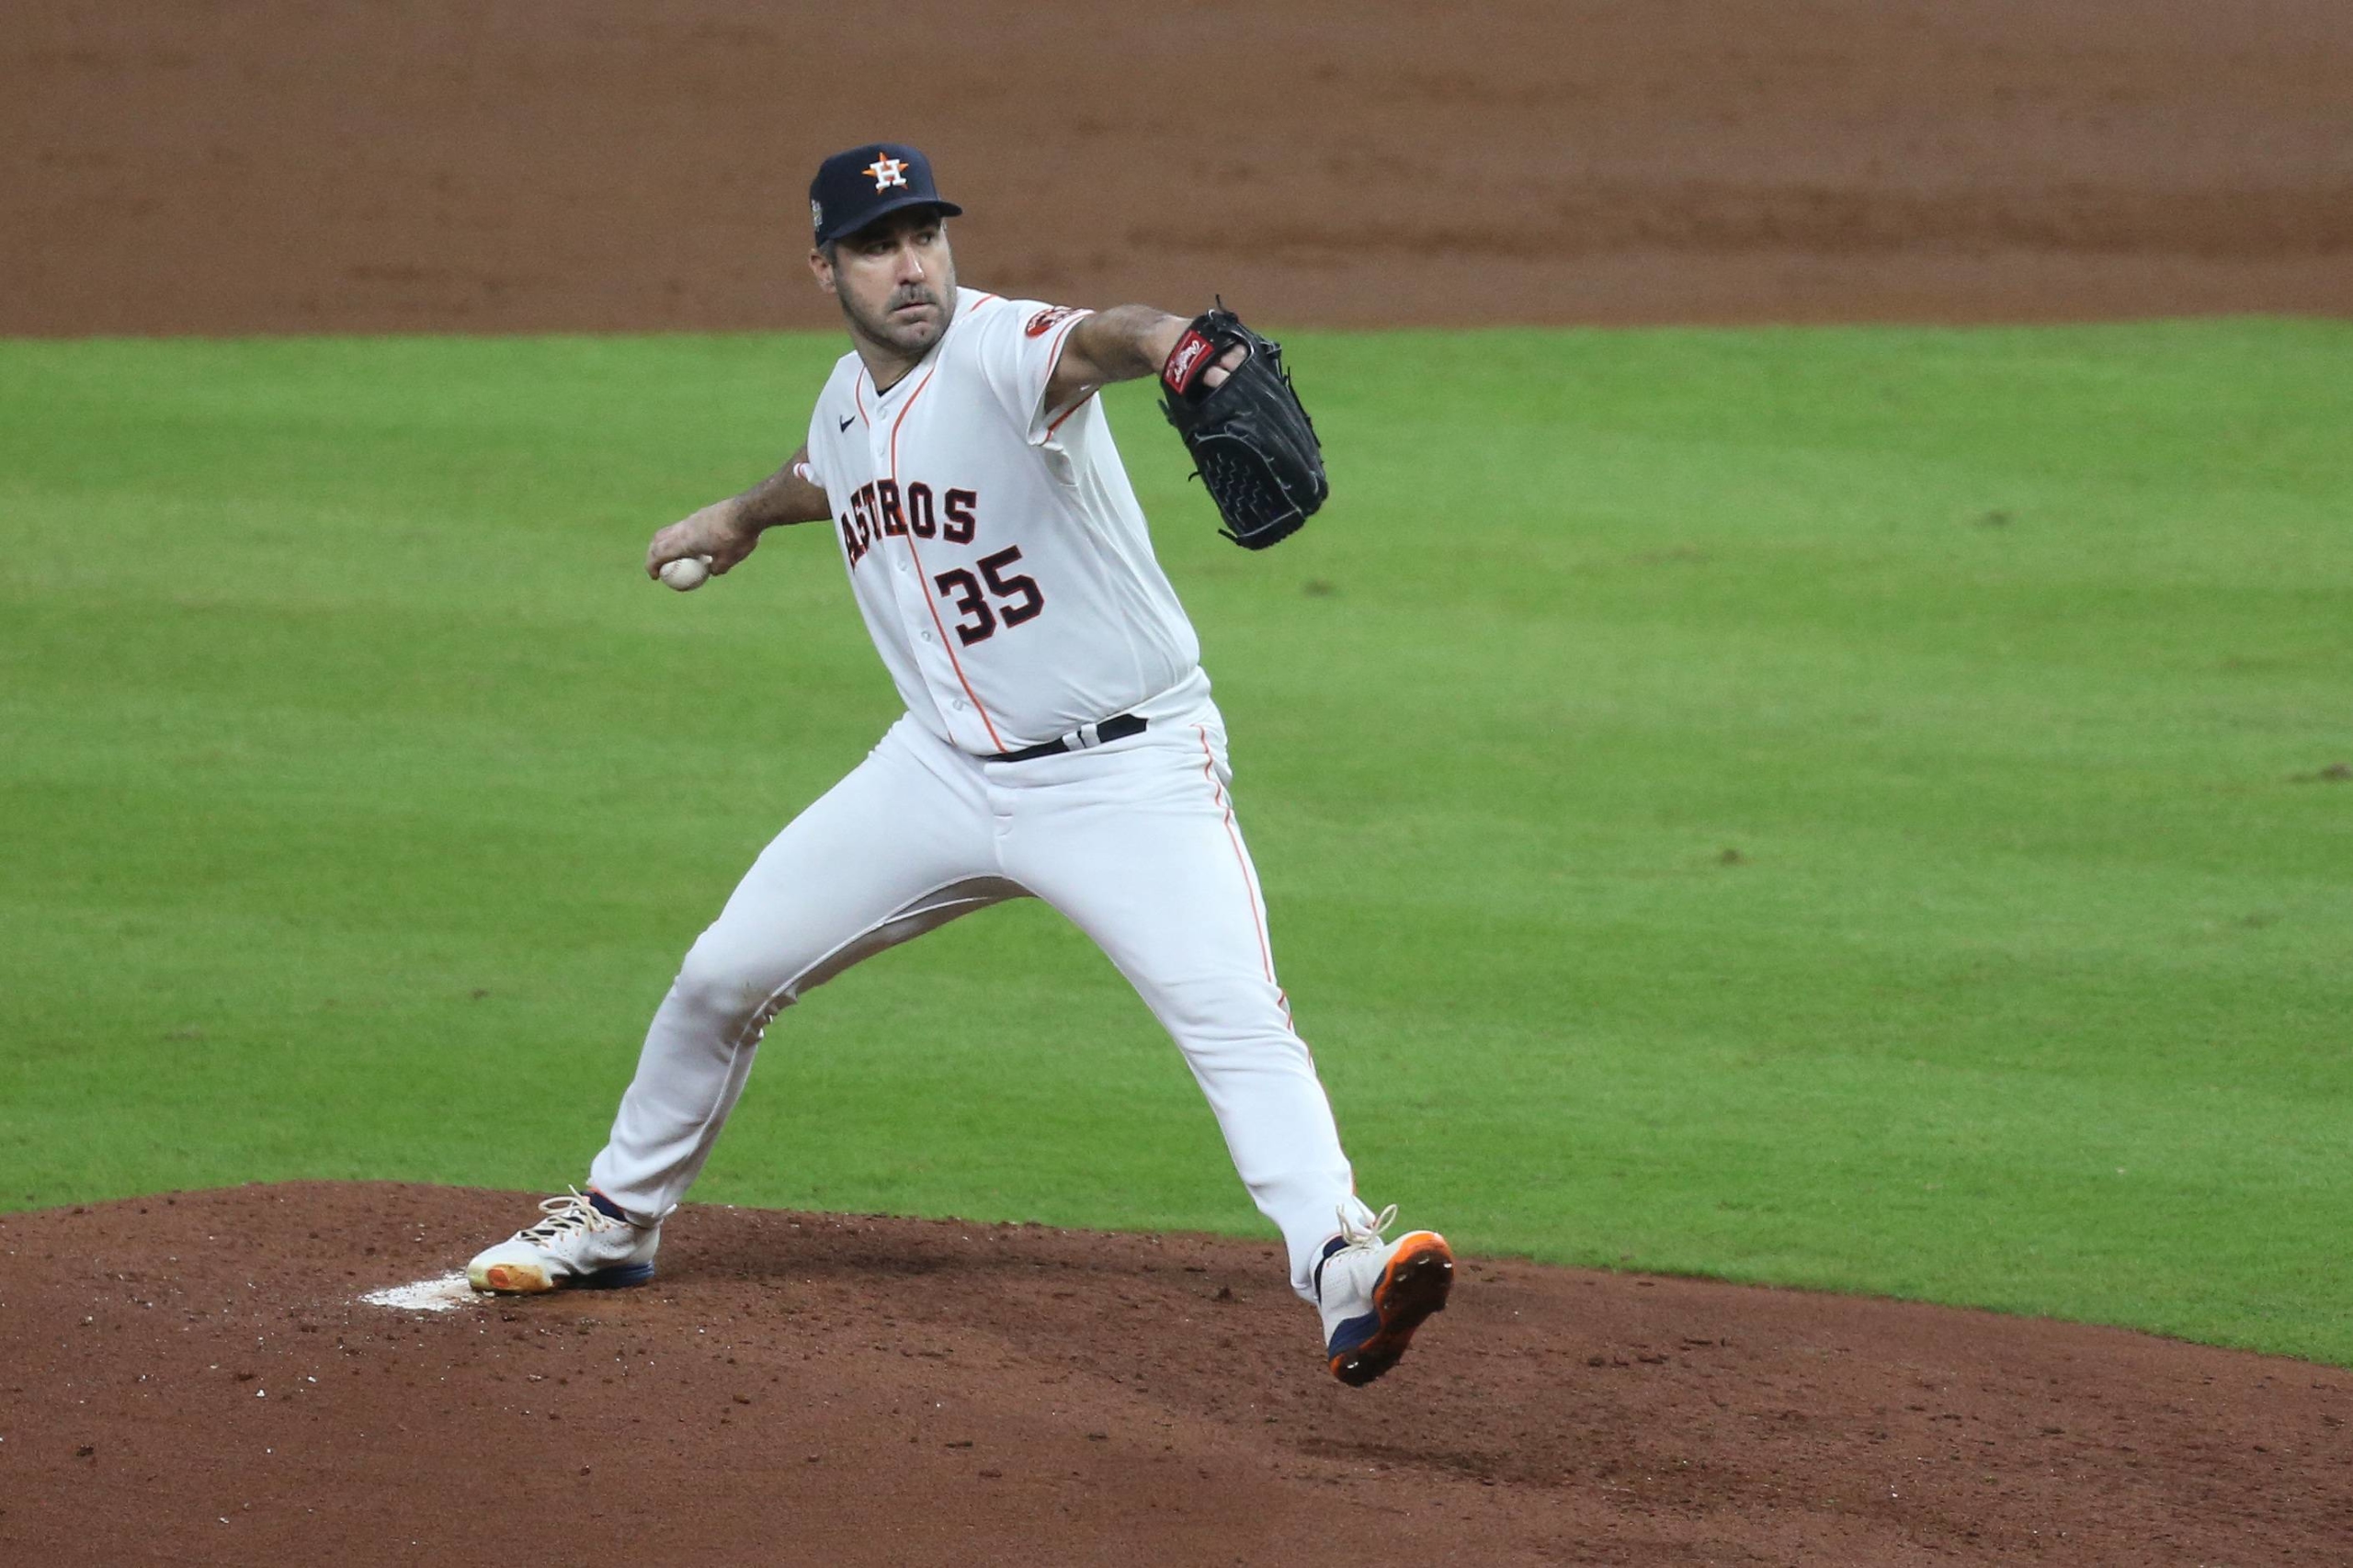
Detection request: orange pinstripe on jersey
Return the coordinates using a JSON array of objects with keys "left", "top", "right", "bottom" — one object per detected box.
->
[
  {"left": 1040, "top": 308, "right": 1099, "bottom": 437},
  {"left": 890, "top": 339, "right": 1006, "bottom": 752}
]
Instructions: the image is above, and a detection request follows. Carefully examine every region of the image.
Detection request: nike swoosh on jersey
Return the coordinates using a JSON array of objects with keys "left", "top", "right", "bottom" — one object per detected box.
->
[{"left": 839, "top": 414, "right": 856, "bottom": 431}]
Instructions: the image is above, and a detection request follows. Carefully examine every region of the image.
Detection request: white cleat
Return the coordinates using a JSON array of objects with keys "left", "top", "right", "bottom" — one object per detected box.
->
[
  {"left": 466, "top": 1187, "right": 660, "bottom": 1294},
  {"left": 1314, "top": 1203, "right": 1454, "bottom": 1387}
]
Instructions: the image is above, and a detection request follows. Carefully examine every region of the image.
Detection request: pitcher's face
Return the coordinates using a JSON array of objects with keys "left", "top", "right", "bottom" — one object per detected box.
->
[{"left": 813, "top": 208, "right": 957, "bottom": 359}]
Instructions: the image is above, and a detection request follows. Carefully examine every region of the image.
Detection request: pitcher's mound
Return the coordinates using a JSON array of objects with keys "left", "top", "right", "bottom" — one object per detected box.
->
[{"left": 1, "top": 1184, "right": 2341, "bottom": 1564}]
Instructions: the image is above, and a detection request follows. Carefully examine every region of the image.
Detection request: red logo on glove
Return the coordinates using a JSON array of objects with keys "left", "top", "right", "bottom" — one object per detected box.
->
[{"left": 1163, "top": 330, "right": 1215, "bottom": 395}]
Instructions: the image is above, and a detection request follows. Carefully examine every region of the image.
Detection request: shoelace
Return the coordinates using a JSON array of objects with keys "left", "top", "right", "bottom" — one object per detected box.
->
[
  {"left": 1332, "top": 1202, "right": 1401, "bottom": 1256},
  {"left": 517, "top": 1187, "right": 611, "bottom": 1243}
]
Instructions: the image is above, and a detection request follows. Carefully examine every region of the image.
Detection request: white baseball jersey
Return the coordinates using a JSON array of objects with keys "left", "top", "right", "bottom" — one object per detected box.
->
[{"left": 802, "top": 286, "right": 1210, "bottom": 756}]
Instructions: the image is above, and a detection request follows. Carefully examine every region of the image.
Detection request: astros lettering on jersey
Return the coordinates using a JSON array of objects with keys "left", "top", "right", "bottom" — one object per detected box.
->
[{"left": 805, "top": 288, "right": 1207, "bottom": 755}]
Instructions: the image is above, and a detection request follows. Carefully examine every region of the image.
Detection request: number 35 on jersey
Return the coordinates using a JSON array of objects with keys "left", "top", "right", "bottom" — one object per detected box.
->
[
  {"left": 804, "top": 287, "right": 1203, "bottom": 757},
  {"left": 836, "top": 478, "right": 1045, "bottom": 648}
]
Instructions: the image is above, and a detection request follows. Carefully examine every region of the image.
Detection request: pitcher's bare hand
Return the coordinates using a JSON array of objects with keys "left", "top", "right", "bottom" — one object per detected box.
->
[{"left": 646, "top": 499, "right": 762, "bottom": 580}]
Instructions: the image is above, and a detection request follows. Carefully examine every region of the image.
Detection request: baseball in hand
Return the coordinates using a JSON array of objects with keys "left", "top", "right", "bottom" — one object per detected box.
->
[{"left": 659, "top": 555, "right": 712, "bottom": 592}]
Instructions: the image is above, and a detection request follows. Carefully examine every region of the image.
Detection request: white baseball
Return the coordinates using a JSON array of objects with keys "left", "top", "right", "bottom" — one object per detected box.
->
[{"left": 659, "top": 555, "right": 712, "bottom": 592}]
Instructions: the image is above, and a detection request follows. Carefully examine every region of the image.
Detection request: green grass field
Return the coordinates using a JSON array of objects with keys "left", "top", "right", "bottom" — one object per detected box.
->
[{"left": 3, "top": 320, "right": 2347, "bottom": 1364}]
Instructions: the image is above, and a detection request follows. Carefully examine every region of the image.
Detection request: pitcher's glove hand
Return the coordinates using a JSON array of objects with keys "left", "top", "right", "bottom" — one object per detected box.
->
[{"left": 1159, "top": 306, "right": 1328, "bottom": 550}]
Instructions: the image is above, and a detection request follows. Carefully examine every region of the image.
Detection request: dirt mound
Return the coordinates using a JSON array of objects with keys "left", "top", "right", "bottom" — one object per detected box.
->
[
  {"left": 6, "top": 0, "right": 2351, "bottom": 335},
  {"left": 2, "top": 1184, "right": 2344, "bottom": 1564}
]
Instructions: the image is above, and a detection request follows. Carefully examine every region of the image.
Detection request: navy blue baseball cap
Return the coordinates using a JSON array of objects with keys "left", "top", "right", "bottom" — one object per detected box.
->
[{"left": 809, "top": 143, "right": 963, "bottom": 246}]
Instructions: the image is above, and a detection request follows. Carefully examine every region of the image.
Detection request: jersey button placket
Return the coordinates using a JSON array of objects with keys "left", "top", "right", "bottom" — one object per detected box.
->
[
  {"left": 893, "top": 520, "right": 958, "bottom": 714},
  {"left": 893, "top": 560, "right": 951, "bottom": 682},
  {"left": 879, "top": 381, "right": 972, "bottom": 742}
]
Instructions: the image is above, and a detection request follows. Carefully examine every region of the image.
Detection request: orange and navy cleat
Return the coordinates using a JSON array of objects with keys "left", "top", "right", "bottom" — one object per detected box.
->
[
  {"left": 1314, "top": 1205, "right": 1454, "bottom": 1386},
  {"left": 466, "top": 1187, "right": 659, "bottom": 1294}
]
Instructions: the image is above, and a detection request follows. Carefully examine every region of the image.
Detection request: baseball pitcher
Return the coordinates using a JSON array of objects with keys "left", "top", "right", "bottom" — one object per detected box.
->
[{"left": 465, "top": 143, "right": 1450, "bottom": 1386}]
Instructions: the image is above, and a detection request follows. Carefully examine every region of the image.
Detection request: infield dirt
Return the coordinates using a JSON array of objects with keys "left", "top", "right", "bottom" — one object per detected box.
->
[
  {"left": 6, "top": 0, "right": 2350, "bottom": 335},
  {"left": 5, "top": 1185, "right": 2348, "bottom": 1565},
  {"left": 4, "top": 3, "right": 2349, "bottom": 1562}
]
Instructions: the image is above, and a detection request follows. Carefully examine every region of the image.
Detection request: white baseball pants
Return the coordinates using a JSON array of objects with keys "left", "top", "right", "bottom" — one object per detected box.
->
[{"left": 586, "top": 704, "right": 1375, "bottom": 1300}]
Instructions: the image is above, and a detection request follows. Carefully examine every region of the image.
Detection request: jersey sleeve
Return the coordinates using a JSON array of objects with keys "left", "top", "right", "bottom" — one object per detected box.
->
[
  {"left": 968, "top": 298, "right": 1097, "bottom": 446},
  {"left": 800, "top": 358, "right": 859, "bottom": 504},
  {"left": 809, "top": 391, "right": 837, "bottom": 489},
  {"left": 800, "top": 403, "right": 828, "bottom": 493}
]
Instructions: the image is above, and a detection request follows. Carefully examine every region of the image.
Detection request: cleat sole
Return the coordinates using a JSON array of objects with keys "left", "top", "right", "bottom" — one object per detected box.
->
[
  {"left": 471, "top": 1261, "right": 554, "bottom": 1294},
  {"left": 468, "top": 1260, "right": 654, "bottom": 1295},
  {"left": 1329, "top": 1232, "right": 1453, "bottom": 1388}
]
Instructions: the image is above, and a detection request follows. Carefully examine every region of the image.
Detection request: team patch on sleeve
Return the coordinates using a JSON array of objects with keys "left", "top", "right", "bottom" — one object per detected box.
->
[{"left": 1025, "top": 305, "right": 1080, "bottom": 338}]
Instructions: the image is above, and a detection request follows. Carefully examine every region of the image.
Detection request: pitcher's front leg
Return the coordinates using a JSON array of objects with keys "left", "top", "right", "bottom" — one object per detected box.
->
[{"left": 1000, "top": 723, "right": 1380, "bottom": 1300}]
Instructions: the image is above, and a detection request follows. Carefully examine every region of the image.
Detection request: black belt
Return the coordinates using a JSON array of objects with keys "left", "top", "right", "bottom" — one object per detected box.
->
[{"left": 985, "top": 713, "right": 1146, "bottom": 763}]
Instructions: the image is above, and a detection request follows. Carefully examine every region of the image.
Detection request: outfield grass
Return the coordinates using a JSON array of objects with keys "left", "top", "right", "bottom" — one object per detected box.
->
[{"left": 2, "top": 320, "right": 2347, "bottom": 1364}]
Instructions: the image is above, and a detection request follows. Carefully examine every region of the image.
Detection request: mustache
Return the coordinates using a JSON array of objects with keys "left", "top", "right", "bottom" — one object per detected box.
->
[{"left": 888, "top": 285, "right": 941, "bottom": 311}]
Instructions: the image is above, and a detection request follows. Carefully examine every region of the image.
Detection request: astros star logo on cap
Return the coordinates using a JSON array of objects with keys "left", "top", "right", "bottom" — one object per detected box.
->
[{"left": 864, "top": 155, "right": 909, "bottom": 192}]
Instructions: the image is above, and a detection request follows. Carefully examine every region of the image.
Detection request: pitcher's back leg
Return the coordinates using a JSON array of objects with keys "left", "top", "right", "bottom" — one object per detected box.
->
[{"left": 587, "top": 720, "right": 1010, "bottom": 1221}]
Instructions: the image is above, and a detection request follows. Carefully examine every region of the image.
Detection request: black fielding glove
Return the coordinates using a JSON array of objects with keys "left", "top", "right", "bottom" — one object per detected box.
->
[{"left": 1158, "top": 305, "right": 1329, "bottom": 550}]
